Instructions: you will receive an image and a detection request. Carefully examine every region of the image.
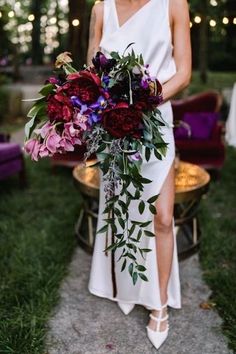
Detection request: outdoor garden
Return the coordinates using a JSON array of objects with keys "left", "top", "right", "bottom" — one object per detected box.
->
[{"left": 0, "top": 0, "right": 236, "bottom": 353}]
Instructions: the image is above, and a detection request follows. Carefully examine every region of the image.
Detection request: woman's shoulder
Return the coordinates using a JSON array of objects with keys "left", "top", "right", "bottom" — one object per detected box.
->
[{"left": 91, "top": 1, "right": 104, "bottom": 20}]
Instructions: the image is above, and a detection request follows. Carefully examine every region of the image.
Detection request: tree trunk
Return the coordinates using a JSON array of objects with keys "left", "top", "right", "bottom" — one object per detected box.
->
[
  {"left": 199, "top": 0, "right": 208, "bottom": 83},
  {"left": 31, "top": 0, "right": 43, "bottom": 65},
  {"left": 68, "top": 0, "right": 90, "bottom": 68}
]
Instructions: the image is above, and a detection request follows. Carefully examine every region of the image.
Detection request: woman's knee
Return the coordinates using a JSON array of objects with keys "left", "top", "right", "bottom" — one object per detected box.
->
[{"left": 154, "top": 211, "right": 173, "bottom": 234}]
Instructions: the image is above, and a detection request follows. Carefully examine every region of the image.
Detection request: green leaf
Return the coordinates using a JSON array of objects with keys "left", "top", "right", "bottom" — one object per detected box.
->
[
  {"left": 147, "top": 194, "right": 160, "bottom": 204},
  {"left": 141, "top": 248, "right": 152, "bottom": 253},
  {"left": 104, "top": 242, "right": 117, "bottom": 252},
  {"left": 137, "top": 229, "right": 142, "bottom": 241},
  {"left": 110, "top": 51, "right": 120, "bottom": 59},
  {"left": 138, "top": 273, "right": 148, "bottom": 281},
  {"left": 136, "top": 265, "right": 147, "bottom": 272},
  {"left": 145, "top": 147, "right": 151, "bottom": 162},
  {"left": 140, "top": 177, "right": 152, "bottom": 184},
  {"left": 128, "top": 263, "right": 134, "bottom": 277},
  {"left": 111, "top": 223, "right": 117, "bottom": 233},
  {"left": 27, "top": 101, "right": 45, "bottom": 118},
  {"left": 114, "top": 208, "right": 121, "bottom": 217},
  {"left": 118, "top": 217, "right": 125, "bottom": 229},
  {"left": 144, "top": 230, "right": 156, "bottom": 237},
  {"left": 138, "top": 200, "right": 145, "bottom": 214},
  {"left": 127, "top": 253, "right": 136, "bottom": 261},
  {"left": 121, "top": 259, "right": 127, "bottom": 272},
  {"left": 97, "top": 224, "right": 108, "bottom": 234},
  {"left": 96, "top": 143, "right": 106, "bottom": 153},
  {"left": 140, "top": 220, "right": 152, "bottom": 228},
  {"left": 154, "top": 149, "right": 163, "bottom": 160},
  {"left": 24, "top": 116, "right": 37, "bottom": 139},
  {"left": 39, "top": 83, "right": 54, "bottom": 96},
  {"left": 132, "top": 271, "right": 138, "bottom": 285},
  {"left": 117, "top": 240, "right": 126, "bottom": 248},
  {"left": 149, "top": 204, "right": 157, "bottom": 215},
  {"left": 129, "top": 224, "right": 135, "bottom": 237}
]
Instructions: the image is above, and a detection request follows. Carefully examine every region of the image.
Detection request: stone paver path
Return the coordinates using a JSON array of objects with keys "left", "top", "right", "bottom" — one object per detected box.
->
[{"left": 46, "top": 248, "right": 232, "bottom": 354}]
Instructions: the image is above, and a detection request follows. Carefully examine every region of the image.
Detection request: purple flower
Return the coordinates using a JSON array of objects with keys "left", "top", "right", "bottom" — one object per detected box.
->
[
  {"left": 71, "top": 96, "right": 88, "bottom": 114},
  {"left": 92, "top": 52, "right": 117, "bottom": 72},
  {"left": 128, "top": 151, "right": 142, "bottom": 162},
  {"left": 88, "top": 113, "right": 101, "bottom": 125}
]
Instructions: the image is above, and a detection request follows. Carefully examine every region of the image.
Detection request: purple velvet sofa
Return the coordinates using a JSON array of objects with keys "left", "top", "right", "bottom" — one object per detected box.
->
[{"left": 0, "top": 133, "right": 26, "bottom": 186}]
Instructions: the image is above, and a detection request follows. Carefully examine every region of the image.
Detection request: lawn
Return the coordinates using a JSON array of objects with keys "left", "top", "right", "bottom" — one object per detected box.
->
[
  {"left": 0, "top": 158, "right": 81, "bottom": 354},
  {"left": 199, "top": 146, "right": 236, "bottom": 352},
  {"left": 0, "top": 147, "right": 235, "bottom": 353}
]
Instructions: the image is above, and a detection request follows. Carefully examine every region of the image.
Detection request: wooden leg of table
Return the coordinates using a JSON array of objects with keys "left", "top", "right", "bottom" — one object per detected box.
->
[{"left": 193, "top": 217, "right": 198, "bottom": 245}]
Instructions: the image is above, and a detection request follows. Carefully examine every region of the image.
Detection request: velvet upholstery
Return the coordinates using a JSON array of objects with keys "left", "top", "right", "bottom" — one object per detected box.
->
[{"left": 171, "top": 91, "right": 225, "bottom": 170}]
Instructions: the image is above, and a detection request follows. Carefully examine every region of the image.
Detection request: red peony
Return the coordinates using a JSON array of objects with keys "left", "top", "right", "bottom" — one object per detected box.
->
[
  {"left": 47, "top": 93, "right": 73, "bottom": 122},
  {"left": 60, "top": 70, "right": 101, "bottom": 104},
  {"left": 101, "top": 103, "right": 142, "bottom": 139}
]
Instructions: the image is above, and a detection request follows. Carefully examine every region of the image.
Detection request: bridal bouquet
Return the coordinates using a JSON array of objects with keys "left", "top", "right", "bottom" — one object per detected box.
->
[{"left": 24, "top": 46, "right": 168, "bottom": 285}]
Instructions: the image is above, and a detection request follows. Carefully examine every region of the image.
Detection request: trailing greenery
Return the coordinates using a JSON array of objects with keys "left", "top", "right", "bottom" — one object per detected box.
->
[
  {"left": 0, "top": 158, "right": 80, "bottom": 354},
  {"left": 199, "top": 146, "right": 236, "bottom": 352}
]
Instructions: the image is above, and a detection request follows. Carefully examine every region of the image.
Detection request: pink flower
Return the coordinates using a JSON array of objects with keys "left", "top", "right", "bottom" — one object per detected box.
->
[
  {"left": 35, "top": 121, "right": 53, "bottom": 139},
  {"left": 24, "top": 138, "right": 41, "bottom": 161},
  {"left": 46, "top": 130, "right": 62, "bottom": 154},
  {"left": 59, "top": 138, "right": 74, "bottom": 152},
  {"left": 74, "top": 113, "right": 88, "bottom": 130},
  {"left": 39, "top": 144, "right": 50, "bottom": 158},
  {"left": 24, "top": 138, "right": 37, "bottom": 155}
]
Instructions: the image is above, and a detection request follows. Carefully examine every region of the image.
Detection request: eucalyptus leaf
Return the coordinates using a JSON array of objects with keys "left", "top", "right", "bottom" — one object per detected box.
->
[
  {"left": 132, "top": 271, "right": 138, "bottom": 285},
  {"left": 138, "top": 273, "right": 148, "bottom": 281},
  {"left": 121, "top": 259, "right": 127, "bottom": 272},
  {"left": 138, "top": 200, "right": 145, "bottom": 214},
  {"left": 128, "top": 263, "right": 134, "bottom": 277}
]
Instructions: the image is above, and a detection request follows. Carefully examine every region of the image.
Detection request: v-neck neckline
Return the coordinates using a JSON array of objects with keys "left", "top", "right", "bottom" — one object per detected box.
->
[{"left": 112, "top": 0, "right": 153, "bottom": 29}]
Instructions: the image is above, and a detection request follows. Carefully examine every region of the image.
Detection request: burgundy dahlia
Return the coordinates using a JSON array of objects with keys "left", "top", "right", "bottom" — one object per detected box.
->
[
  {"left": 101, "top": 103, "right": 142, "bottom": 139},
  {"left": 47, "top": 93, "right": 73, "bottom": 122}
]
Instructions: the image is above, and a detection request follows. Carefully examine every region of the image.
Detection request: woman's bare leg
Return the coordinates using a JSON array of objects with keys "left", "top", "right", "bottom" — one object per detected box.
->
[{"left": 148, "top": 160, "right": 175, "bottom": 331}]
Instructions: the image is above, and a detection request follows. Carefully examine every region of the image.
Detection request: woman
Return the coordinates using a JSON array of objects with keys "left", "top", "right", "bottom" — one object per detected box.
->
[{"left": 87, "top": 0, "right": 191, "bottom": 350}]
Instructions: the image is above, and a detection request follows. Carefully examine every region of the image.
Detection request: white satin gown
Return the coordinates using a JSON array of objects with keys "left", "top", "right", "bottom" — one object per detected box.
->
[{"left": 88, "top": 0, "right": 181, "bottom": 311}]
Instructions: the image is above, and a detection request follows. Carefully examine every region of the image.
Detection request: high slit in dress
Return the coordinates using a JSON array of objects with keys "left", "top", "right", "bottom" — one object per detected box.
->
[{"left": 88, "top": 0, "right": 181, "bottom": 311}]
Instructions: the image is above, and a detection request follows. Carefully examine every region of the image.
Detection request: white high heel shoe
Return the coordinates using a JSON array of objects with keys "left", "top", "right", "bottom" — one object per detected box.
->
[
  {"left": 146, "top": 301, "right": 169, "bottom": 350},
  {"left": 117, "top": 301, "right": 135, "bottom": 315}
]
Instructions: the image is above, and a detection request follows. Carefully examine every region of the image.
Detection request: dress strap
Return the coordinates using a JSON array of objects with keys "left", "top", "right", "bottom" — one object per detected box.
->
[{"left": 102, "top": 0, "right": 110, "bottom": 32}]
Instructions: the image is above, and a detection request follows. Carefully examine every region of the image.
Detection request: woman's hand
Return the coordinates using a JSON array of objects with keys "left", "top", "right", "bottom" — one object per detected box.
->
[
  {"left": 87, "top": 3, "right": 104, "bottom": 66},
  {"left": 162, "top": 0, "right": 192, "bottom": 102}
]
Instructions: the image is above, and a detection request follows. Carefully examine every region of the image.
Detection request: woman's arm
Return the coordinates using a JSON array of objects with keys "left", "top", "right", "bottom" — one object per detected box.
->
[
  {"left": 87, "top": 3, "right": 104, "bottom": 66},
  {"left": 161, "top": 0, "right": 192, "bottom": 101}
]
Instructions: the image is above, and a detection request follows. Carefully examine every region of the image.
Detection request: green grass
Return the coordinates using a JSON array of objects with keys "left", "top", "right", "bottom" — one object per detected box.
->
[
  {"left": 189, "top": 71, "right": 236, "bottom": 95},
  {"left": 0, "top": 158, "right": 82, "bottom": 354},
  {"left": 199, "top": 146, "right": 236, "bottom": 352}
]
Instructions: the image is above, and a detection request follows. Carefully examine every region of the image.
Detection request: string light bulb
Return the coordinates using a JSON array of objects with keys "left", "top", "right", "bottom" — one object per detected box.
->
[
  {"left": 194, "top": 16, "right": 202, "bottom": 24},
  {"left": 72, "top": 19, "right": 80, "bottom": 27},
  {"left": 209, "top": 19, "right": 216, "bottom": 27},
  {"left": 222, "top": 17, "right": 229, "bottom": 25},
  {"left": 28, "top": 14, "right": 35, "bottom": 21}
]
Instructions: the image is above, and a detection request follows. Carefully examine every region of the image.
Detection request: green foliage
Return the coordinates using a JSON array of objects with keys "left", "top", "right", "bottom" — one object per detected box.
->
[
  {"left": 0, "top": 158, "right": 80, "bottom": 353},
  {"left": 199, "top": 147, "right": 236, "bottom": 352}
]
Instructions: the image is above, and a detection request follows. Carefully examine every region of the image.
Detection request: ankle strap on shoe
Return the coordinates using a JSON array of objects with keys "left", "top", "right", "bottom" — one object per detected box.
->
[{"left": 149, "top": 313, "right": 169, "bottom": 322}]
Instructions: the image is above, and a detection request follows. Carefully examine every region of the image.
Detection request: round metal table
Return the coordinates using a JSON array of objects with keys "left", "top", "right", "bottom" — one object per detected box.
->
[{"left": 73, "top": 161, "right": 210, "bottom": 260}]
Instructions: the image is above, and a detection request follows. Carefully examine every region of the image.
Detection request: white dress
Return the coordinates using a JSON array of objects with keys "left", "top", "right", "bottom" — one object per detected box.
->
[{"left": 88, "top": 0, "right": 181, "bottom": 310}]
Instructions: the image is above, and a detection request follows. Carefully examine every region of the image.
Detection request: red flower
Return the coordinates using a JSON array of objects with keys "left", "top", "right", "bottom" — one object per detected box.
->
[
  {"left": 60, "top": 70, "right": 101, "bottom": 104},
  {"left": 101, "top": 103, "right": 142, "bottom": 139},
  {"left": 47, "top": 93, "right": 73, "bottom": 122}
]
